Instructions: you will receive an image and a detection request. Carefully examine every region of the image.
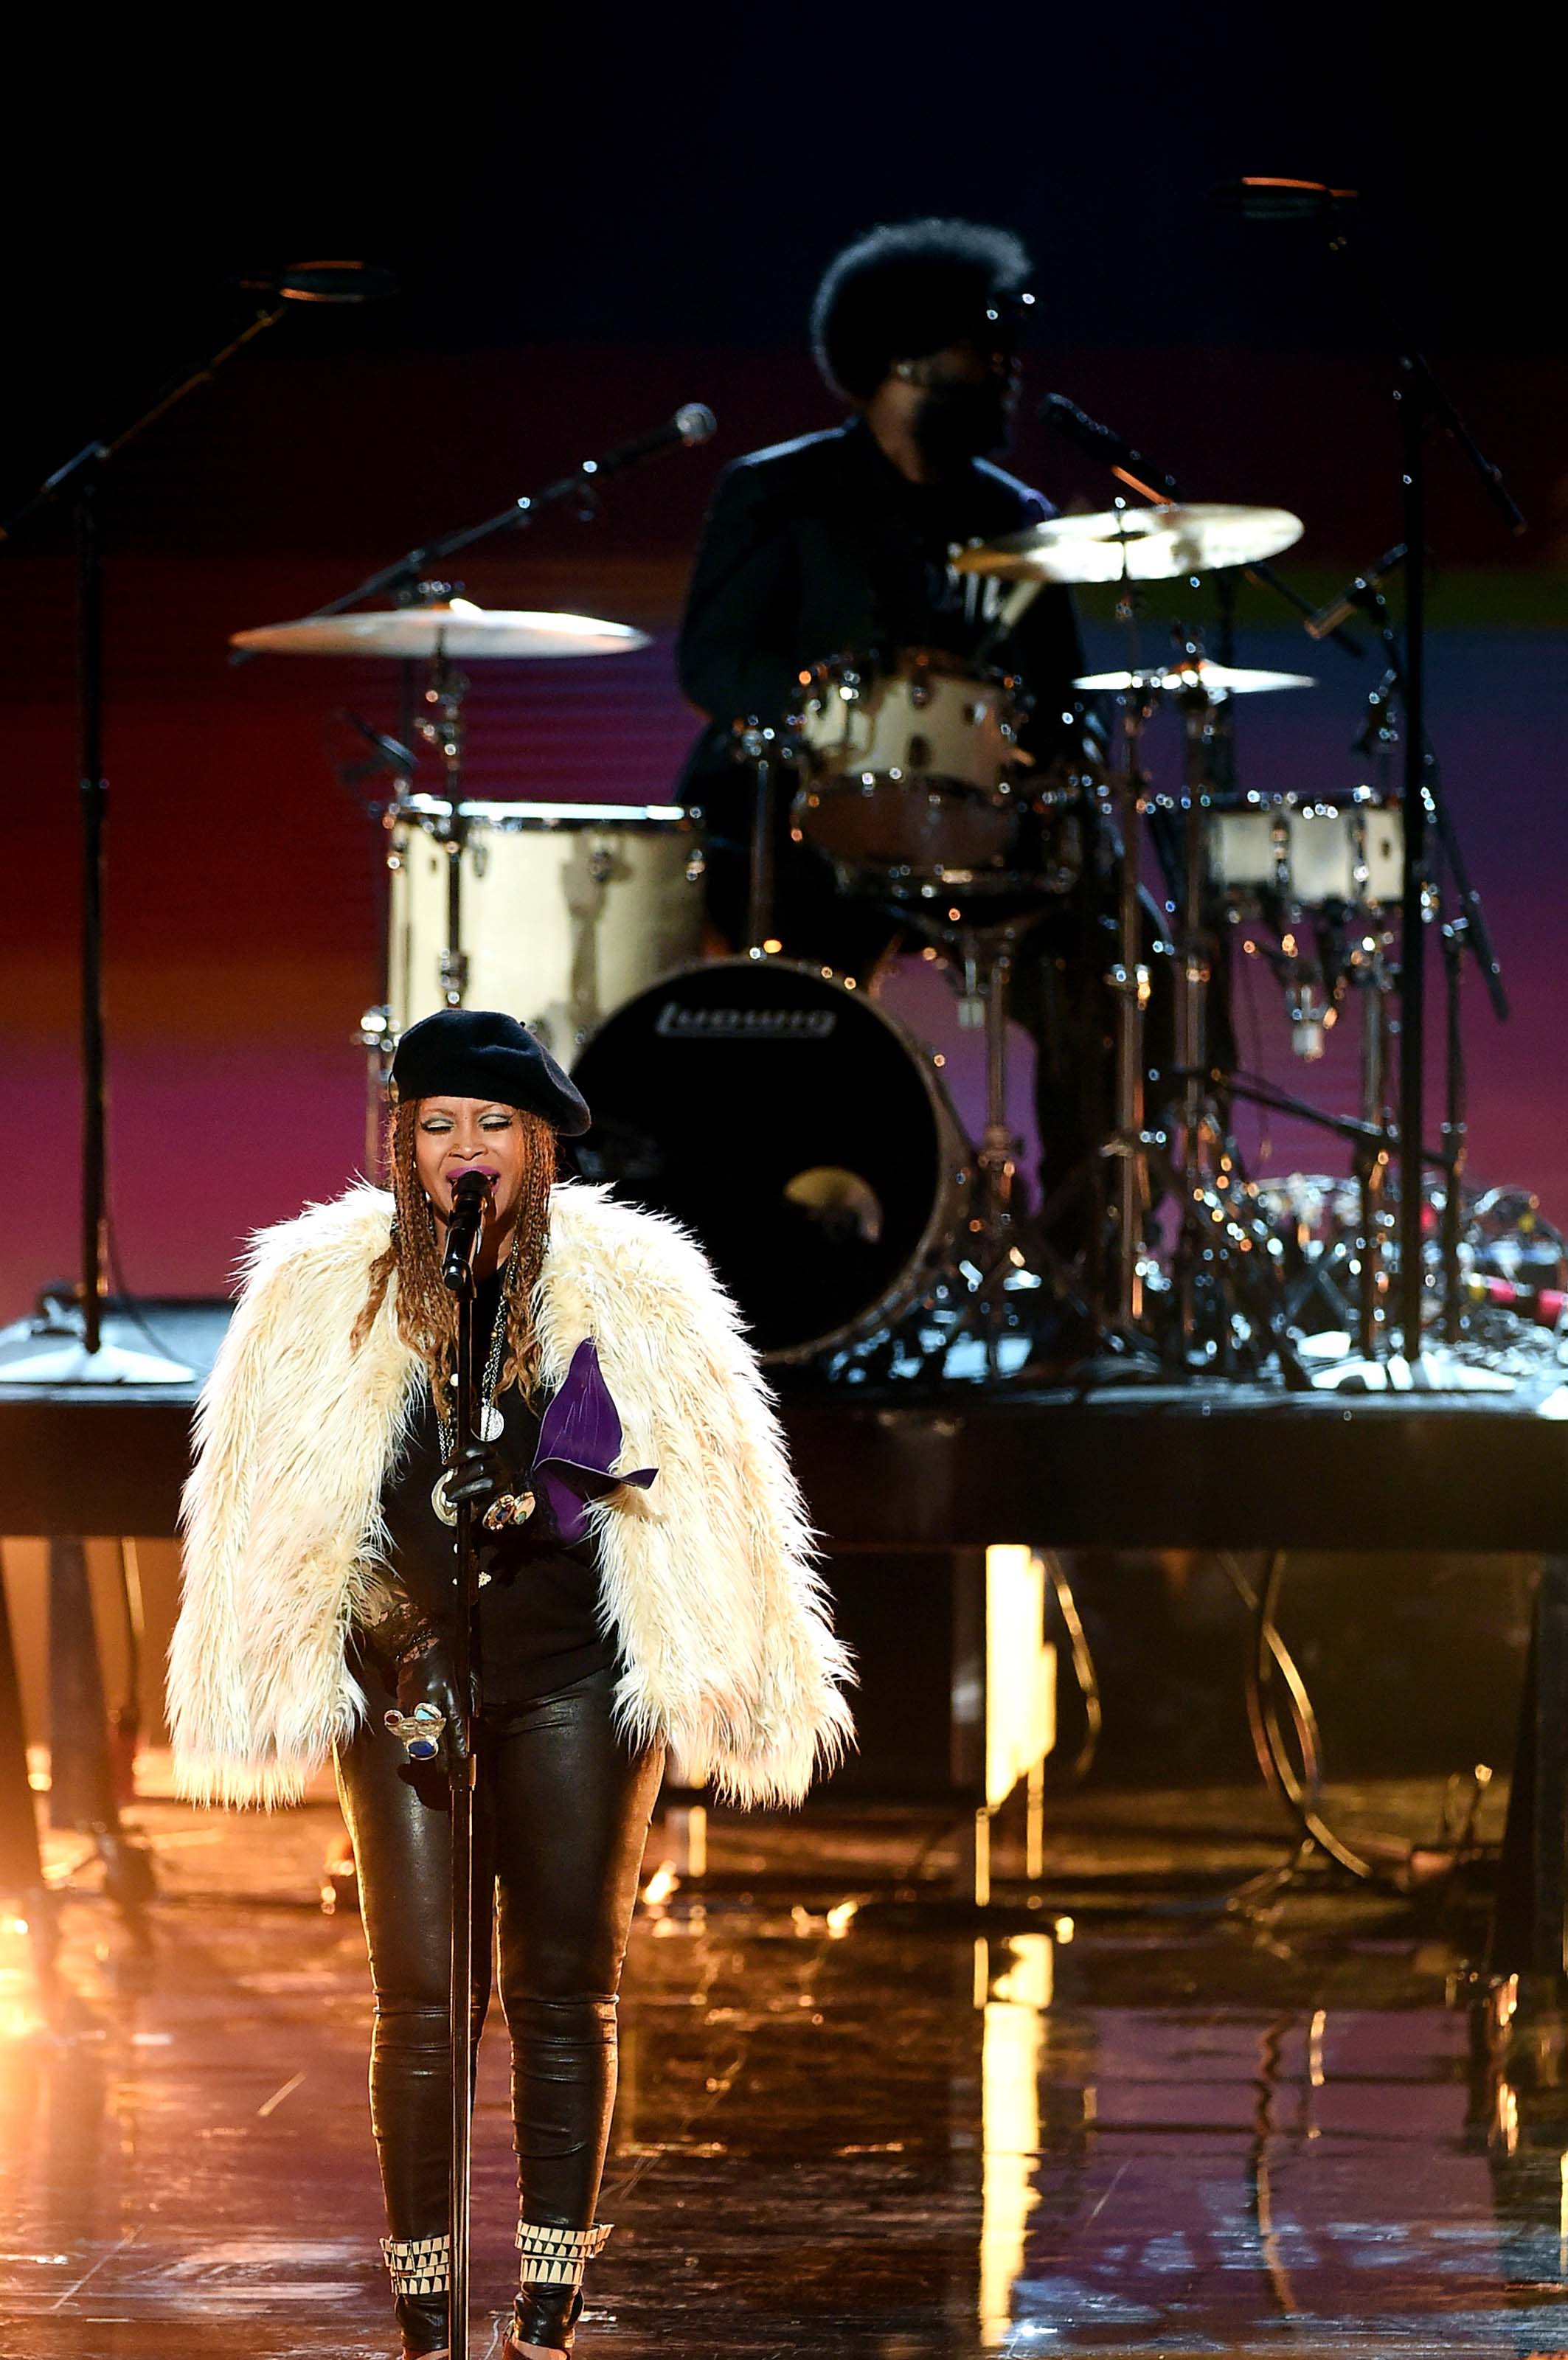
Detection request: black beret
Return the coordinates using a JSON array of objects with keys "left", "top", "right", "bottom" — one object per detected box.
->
[
  {"left": 391, "top": 1009, "right": 591, "bottom": 1136},
  {"left": 811, "top": 218, "right": 1033, "bottom": 403}
]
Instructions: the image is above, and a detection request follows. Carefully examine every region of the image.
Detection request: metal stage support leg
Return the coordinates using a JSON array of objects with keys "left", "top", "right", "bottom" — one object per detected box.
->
[
  {"left": 47, "top": 1538, "right": 152, "bottom": 1914},
  {"left": 1491, "top": 1556, "right": 1568, "bottom": 1985},
  {"left": 0, "top": 1558, "right": 46, "bottom": 1934},
  {"left": 950, "top": 1547, "right": 1058, "bottom": 1908},
  {"left": 49, "top": 1538, "right": 117, "bottom": 1831}
]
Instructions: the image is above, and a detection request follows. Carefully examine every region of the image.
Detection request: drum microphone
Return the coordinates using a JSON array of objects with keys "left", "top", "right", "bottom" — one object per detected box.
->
[
  {"left": 582, "top": 404, "right": 718, "bottom": 479},
  {"left": 1303, "top": 544, "right": 1407, "bottom": 640},
  {"left": 238, "top": 261, "right": 398, "bottom": 304},
  {"left": 1038, "top": 394, "right": 1180, "bottom": 502},
  {"left": 441, "top": 1170, "right": 494, "bottom": 1294}
]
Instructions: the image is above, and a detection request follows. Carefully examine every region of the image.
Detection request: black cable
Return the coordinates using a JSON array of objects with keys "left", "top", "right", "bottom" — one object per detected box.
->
[
  {"left": 1220, "top": 1550, "right": 1378, "bottom": 1882},
  {"left": 101, "top": 1201, "right": 191, "bottom": 1367},
  {"left": 1044, "top": 1555, "right": 1103, "bottom": 1787}
]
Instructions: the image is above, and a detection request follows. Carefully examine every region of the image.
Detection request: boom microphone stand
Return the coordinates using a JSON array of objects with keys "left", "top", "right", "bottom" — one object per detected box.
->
[
  {"left": 0, "top": 264, "right": 391, "bottom": 1386},
  {"left": 1227, "top": 178, "right": 1525, "bottom": 1364}
]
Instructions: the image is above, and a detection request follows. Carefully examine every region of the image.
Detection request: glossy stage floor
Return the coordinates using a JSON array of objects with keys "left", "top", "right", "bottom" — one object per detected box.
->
[{"left": 3, "top": 1769, "right": 1566, "bottom": 2359}]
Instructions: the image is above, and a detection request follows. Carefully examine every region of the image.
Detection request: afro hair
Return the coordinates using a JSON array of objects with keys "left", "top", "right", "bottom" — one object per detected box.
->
[{"left": 811, "top": 218, "right": 1033, "bottom": 403}]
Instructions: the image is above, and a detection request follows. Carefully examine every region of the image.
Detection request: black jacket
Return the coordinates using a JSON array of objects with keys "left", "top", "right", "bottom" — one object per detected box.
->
[{"left": 676, "top": 416, "right": 1086, "bottom": 836}]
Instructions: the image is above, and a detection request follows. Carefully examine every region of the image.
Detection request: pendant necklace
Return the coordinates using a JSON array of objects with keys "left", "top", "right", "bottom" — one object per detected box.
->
[{"left": 430, "top": 1224, "right": 521, "bottom": 1524}]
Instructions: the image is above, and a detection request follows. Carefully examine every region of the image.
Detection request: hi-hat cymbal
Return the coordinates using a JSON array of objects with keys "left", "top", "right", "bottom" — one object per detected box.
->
[
  {"left": 1073, "top": 659, "right": 1317, "bottom": 695},
  {"left": 230, "top": 601, "right": 651, "bottom": 659},
  {"left": 953, "top": 503, "right": 1304, "bottom": 585}
]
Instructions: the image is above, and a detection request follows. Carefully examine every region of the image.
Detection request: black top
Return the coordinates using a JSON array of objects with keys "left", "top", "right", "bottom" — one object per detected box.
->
[
  {"left": 378, "top": 1274, "right": 613, "bottom": 1710},
  {"left": 676, "top": 416, "right": 1087, "bottom": 839}
]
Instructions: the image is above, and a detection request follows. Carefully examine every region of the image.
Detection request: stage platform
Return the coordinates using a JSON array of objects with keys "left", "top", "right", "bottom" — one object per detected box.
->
[
  {"left": 1, "top": 1300, "right": 1565, "bottom": 1552},
  {"left": 4, "top": 1771, "right": 1568, "bottom": 2356}
]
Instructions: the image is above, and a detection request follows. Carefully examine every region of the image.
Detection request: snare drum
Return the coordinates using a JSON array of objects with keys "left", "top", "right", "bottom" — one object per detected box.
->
[
  {"left": 388, "top": 798, "right": 704, "bottom": 1056},
  {"left": 788, "top": 647, "right": 1031, "bottom": 884},
  {"left": 1208, "top": 796, "right": 1404, "bottom": 908}
]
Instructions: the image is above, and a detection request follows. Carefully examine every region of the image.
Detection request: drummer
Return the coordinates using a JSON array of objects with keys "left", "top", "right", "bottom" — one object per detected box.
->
[{"left": 677, "top": 217, "right": 1109, "bottom": 1251}]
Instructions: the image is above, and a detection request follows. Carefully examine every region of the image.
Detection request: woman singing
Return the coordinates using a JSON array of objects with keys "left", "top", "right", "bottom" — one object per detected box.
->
[{"left": 169, "top": 1008, "right": 854, "bottom": 2358}]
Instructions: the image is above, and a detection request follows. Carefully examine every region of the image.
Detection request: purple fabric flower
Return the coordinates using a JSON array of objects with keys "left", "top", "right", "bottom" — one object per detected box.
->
[{"left": 531, "top": 1337, "right": 657, "bottom": 1544}]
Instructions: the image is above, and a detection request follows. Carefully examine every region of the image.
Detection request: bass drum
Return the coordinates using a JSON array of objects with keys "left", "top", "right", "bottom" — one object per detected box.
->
[{"left": 572, "top": 959, "right": 968, "bottom": 1364}]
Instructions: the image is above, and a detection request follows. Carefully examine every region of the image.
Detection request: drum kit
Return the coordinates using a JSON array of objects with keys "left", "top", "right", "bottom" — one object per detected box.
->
[{"left": 233, "top": 495, "right": 1433, "bottom": 1386}]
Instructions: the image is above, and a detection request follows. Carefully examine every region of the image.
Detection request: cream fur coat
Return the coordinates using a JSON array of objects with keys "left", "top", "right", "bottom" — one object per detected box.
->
[{"left": 169, "top": 1182, "right": 854, "bottom": 1809}]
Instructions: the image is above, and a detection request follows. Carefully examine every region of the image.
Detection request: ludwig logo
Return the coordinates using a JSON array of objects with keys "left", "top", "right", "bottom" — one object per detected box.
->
[{"left": 656, "top": 1003, "right": 836, "bottom": 1040}]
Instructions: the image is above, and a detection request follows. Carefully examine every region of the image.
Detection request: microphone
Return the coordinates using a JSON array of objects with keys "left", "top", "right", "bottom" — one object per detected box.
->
[
  {"left": 441, "top": 1169, "right": 494, "bottom": 1294},
  {"left": 1304, "top": 544, "right": 1406, "bottom": 641},
  {"left": 239, "top": 260, "right": 398, "bottom": 305},
  {"left": 582, "top": 404, "right": 718, "bottom": 479},
  {"left": 1039, "top": 393, "right": 1180, "bottom": 501}
]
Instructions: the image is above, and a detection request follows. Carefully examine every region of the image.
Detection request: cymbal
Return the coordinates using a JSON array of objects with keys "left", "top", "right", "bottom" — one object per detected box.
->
[
  {"left": 1073, "top": 659, "right": 1317, "bottom": 696},
  {"left": 952, "top": 502, "right": 1304, "bottom": 585},
  {"left": 230, "top": 601, "right": 651, "bottom": 659}
]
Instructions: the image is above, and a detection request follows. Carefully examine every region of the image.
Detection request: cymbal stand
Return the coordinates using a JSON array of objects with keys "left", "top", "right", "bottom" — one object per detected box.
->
[
  {"left": 1170, "top": 676, "right": 1230, "bottom": 1356},
  {"left": 415, "top": 644, "right": 473, "bottom": 1010},
  {"left": 1104, "top": 680, "right": 1159, "bottom": 1326},
  {"left": 1350, "top": 928, "right": 1397, "bottom": 1364}
]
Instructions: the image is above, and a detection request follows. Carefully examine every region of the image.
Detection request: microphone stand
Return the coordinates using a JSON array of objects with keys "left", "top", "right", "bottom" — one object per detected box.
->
[
  {"left": 440, "top": 1240, "right": 481, "bottom": 2360},
  {"left": 0, "top": 299, "right": 298, "bottom": 1387},
  {"left": 1339, "top": 572, "right": 1509, "bottom": 1360},
  {"left": 1302, "top": 200, "right": 1524, "bottom": 1366}
]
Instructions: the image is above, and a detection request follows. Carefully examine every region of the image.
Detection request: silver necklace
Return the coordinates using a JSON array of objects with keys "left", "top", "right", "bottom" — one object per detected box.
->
[{"left": 429, "top": 1223, "right": 521, "bottom": 1524}]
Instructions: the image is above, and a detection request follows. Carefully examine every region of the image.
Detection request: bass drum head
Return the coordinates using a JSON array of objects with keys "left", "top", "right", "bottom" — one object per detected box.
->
[{"left": 572, "top": 959, "right": 960, "bottom": 1363}]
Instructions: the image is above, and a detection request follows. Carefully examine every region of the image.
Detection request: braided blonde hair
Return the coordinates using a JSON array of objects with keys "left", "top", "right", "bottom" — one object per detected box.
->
[{"left": 353, "top": 1097, "right": 556, "bottom": 1397}]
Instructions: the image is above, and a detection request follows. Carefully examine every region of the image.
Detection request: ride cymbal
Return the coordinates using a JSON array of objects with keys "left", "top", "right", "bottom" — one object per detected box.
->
[{"left": 953, "top": 503, "right": 1304, "bottom": 585}]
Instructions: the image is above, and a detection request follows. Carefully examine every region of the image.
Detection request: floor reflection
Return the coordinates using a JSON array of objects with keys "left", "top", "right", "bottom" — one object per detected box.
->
[{"left": 5, "top": 1784, "right": 1568, "bottom": 2353}]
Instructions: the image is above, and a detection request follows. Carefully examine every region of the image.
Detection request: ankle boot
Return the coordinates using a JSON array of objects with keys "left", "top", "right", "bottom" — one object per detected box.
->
[
  {"left": 504, "top": 2280, "right": 582, "bottom": 2354},
  {"left": 383, "top": 2232, "right": 451, "bottom": 2359},
  {"left": 395, "top": 2291, "right": 449, "bottom": 2358},
  {"left": 504, "top": 2220, "right": 612, "bottom": 2354}
]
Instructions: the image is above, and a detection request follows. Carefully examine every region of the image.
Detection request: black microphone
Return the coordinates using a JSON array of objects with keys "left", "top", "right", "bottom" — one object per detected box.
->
[
  {"left": 1039, "top": 394, "right": 1180, "bottom": 500},
  {"left": 1304, "top": 544, "right": 1406, "bottom": 641},
  {"left": 239, "top": 260, "right": 398, "bottom": 305},
  {"left": 582, "top": 404, "right": 718, "bottom": 479},
  {"left": 441, "top": 1169, "right": 494, "bottom": 1294}
]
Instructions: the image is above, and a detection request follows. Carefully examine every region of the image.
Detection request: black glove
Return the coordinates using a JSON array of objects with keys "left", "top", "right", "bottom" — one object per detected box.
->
[
  {"left": 440, "top": 1440, "right": 511, "bottom": 1520},
  {"left": 388, "top": 1625, "right": 476, "bottom": 1774}
]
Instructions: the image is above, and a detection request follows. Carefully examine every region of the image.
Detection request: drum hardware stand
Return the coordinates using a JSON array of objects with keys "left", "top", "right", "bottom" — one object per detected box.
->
[
  {"left": 734, "top": 721, "right": 788, "bottom": 953},
  {"left": 416, "top": 646, "right": 474, "bottom": 1008},
  {"left": 1103, "top": 676, "right": 1161, "bottom": 1328},
  {"left": 1256, "top": 191, "right": 1524, "bottom": 1364},
  {"left": 891, "top": 906, "right": 1128, "bottom": 1381},
  {"left": 333, "top": 712, "right": 417, "bottom": 1179},
  {"left": 0, "top": 291, "right": 347, "bottom": 1384},
  {"left": 1170, "top": 675, "right": 1229, "bottom": 1356}
]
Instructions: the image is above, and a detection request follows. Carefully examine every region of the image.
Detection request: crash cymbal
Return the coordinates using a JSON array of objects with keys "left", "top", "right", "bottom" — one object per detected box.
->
[
  {"left": 953, "top": 503, "right": 1304, "bottom": 585},
  {"left": 1073, "top": 659, "right": 1317, "bottom": 695},
  {"left": 230, "top": 601, "right": 651, "bottom": 659}
]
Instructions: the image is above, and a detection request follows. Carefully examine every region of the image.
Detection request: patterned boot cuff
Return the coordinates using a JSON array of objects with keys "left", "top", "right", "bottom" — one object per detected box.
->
[
  {"left": 516, "top": 2219, "right": 614, "bottom": 2289},
  {"left": 382, "top": 2231, "right": 451, "bottom": 2296}
]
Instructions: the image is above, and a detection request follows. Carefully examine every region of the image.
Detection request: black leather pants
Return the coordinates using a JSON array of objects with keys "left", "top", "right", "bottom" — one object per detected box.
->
[{"left": 336, "top": 1662, "right": 665, "bottom": 2246}]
